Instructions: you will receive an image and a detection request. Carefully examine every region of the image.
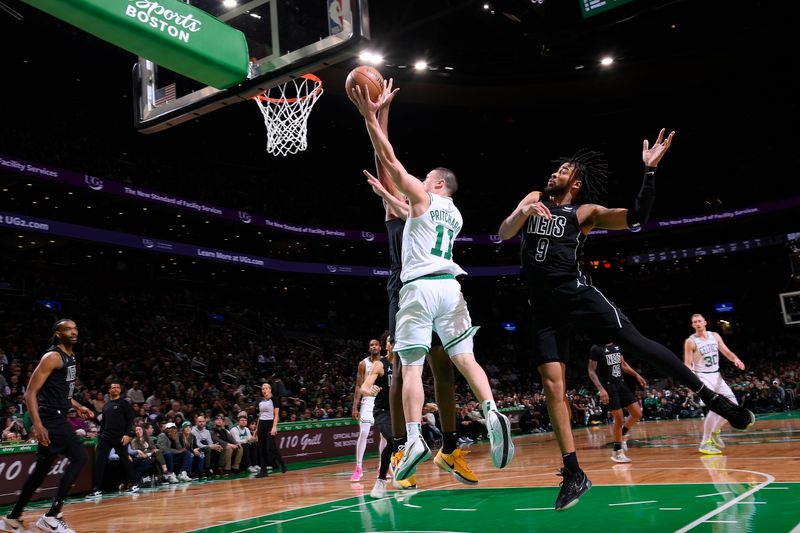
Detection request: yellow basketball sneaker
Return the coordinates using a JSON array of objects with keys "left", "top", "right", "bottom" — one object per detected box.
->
[
  {"left": 711, "top": 429, "right": 726, "bottom": 449},
  {"left": 698, "top": 439, "right": 722, "bottom": 455},
  {"left": 434, "top": 448, "right": 478, "bottom": 485}
]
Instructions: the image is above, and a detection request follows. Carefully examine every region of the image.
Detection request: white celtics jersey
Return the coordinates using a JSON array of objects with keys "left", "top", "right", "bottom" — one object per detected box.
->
[
  {"left": 690, "top": 331, "right": 720, "bottom": 372},
  {"left": 400, "top": 193, "right": 467, "bottom": 282}
]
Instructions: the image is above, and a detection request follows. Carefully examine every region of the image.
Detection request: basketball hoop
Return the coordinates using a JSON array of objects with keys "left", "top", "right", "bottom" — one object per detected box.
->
[{"left": 253, "top": 74, "right": 323, "bottom": 156}]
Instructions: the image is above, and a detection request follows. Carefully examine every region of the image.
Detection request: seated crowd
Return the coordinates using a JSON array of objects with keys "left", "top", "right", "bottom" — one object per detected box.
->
[{"left": 0, "top": 276, "right": 798, "bottom": 492}]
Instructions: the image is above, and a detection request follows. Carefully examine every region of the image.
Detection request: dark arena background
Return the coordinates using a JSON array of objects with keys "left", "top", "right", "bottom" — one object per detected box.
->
[{"left": 1, "top": 1, "right": 799, "bottom": 532}]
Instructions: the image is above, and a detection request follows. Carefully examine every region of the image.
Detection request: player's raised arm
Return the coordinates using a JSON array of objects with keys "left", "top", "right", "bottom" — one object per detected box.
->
[
  {"left": 585, "top": 128, "right": 675, "bottom": 231},
  {"left": 365, "top": 170, "right": 409, "bottom": 220},
  {"left": 350, "top": 84, "right": 427, "bottom": 207},
  {"left": 374, "top": 79, "right": 406, "bottom": 218}
]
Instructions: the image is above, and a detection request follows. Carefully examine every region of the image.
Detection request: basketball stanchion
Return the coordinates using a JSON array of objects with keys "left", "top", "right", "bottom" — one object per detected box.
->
[{"left": 253, "top": 74, "right": 323, "bottom": 156}]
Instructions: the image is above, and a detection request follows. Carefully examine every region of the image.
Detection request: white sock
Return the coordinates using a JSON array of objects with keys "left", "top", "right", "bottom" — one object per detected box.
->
[
  {"left": 406, "top": 422, "right": 421, "bottom": 441},
  {"left": 482, "top": 400, "right": 497, "bottom": 417}
]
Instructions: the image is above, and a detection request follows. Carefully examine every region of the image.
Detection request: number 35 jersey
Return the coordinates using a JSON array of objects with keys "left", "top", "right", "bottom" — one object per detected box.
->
[{"left": 401, "top": 193, "right": 467, "bottom": 283}]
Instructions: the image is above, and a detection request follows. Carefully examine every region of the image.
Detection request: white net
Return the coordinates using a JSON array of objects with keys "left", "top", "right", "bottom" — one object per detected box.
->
[{"left": 253, "top": 74, "right": 324, "bottom": 156}]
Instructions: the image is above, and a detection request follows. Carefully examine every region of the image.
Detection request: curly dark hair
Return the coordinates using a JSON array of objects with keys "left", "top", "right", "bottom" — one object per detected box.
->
[{"left": 554, "top": 149, "right": 609, "bottom": 203}]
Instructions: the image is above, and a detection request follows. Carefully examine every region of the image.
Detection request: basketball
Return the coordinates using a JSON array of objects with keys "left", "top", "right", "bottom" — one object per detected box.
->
[{"left": 345, "top": 65, "right": 384, "bottom": 102}]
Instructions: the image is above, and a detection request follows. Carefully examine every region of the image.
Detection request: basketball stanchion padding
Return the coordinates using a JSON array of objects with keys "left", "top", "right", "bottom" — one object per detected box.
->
[{"left": 253, "top": 74, "right": 324, "bottom": 156}]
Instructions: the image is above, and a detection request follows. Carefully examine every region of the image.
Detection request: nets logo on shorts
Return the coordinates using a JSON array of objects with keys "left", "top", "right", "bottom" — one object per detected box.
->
[
  {"left": 238, "top": 211, "right": 252, "bottom": 224},
  {"left": 84, "top": 175, "right": 104, "bottom": 191}
]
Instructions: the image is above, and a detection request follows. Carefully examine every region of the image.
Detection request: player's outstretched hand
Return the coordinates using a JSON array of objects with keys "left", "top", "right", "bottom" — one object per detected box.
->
[
  {"left": 378, "top": 78, "right": 400, "bottom": 111},
  {"left": 642, "top": 128, "right": 675, "bottom": 168},
  {"left": 350, "top": 84, "right": 380, "bottom": 118},
  {"left": 364, "top": 170, "right": 389, "bottom": 198}
]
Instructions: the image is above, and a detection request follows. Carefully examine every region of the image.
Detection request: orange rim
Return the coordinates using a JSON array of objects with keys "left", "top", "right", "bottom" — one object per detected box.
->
[{"left": 255, "top": 74, "right": 323, "bottom": 104}]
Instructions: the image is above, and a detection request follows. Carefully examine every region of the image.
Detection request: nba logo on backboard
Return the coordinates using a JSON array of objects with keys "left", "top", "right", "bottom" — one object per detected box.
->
[
  {"left": 239, "top": 211, "right": 252, "bottom": 224},
  {"left": 85, "top": 175, "right": 104, "bottom": 191},
  {"left": 328, "top": 0, "right": 344, "bottom": 34}
]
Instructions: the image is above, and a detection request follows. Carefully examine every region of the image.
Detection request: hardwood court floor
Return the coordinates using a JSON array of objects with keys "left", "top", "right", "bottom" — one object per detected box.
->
[{"left": 9, "top": 412, "right": 800, "bottom": 532}]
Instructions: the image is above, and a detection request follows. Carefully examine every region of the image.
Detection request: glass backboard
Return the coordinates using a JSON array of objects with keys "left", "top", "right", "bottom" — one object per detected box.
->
[{"left": 133, "top": 0, "right": 368, "bottom": 133}]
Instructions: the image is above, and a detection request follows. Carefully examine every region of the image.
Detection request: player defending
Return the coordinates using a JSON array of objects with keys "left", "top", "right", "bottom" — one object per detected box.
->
[
  {"left": 350, "top": 339, "right": 385, "bottom": 481},
  {"left": 498, "top": 129, "right": 754, "bottom": 510},
  {"left": 350, "top": 82, "right": 514, "bottom": 481},
  {"left": 588, "top": 343, "right": 646, "bottom": 463},
  {"left": 684, "top": 313, "right": 746, "bottom": 455}
]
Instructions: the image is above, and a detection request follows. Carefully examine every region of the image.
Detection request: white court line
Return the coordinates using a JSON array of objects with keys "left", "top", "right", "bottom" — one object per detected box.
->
[
  {"left": 182, "top": 491, "right": 400, "bottom": 533},
  {"left": 790, "top": 519, "right": 800, "bottom": 533},
  {"left": 608, "top": 500, "right": 657, "bottom": 506},
  {"left": 735, "top": 501, "right": 766, "bottom": 504},
  {"left": 515, "top": 508, "right": 551, "bottom": 511},
  {"left": 442, "top": 508, "right": 476, "bottom": 511},
  {"left": 762, "top": 486, "right": 789, "bottom": 490},
  {"left": 403, "top": 503, "right": 422, "bottom": 508},
  {"left": 705, "top": 520, "right": 738, "bottom": 524},
  {"left": 675, "top": 469, "right": 775, "bottom": 533},
  {"left": 659, "top": 508, "right": 682, "bottom": 511},
  {"left": 696, "top": 491, "right": 732, "bottom": 498}
]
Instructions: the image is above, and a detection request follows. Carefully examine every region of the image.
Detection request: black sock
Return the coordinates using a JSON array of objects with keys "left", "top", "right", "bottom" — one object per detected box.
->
[
  {"left": 392, "top": 436, "right": 405, "bottom": 452},
  {"left": 562, "top": 451, "right": 580, "bottom": 473},
  {"left": 442, "top": 431, "right": 457, "bottom": 454},
  {"left": 622, "top": 426, "right": 629, "bottom": 436},
  {"left": 613, "top": 441, "right": 622, "bottom": 452}
]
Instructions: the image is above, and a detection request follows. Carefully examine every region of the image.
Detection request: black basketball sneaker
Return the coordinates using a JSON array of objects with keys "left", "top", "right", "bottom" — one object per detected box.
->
[{"left": 555, "top": 467, "right": 592, "bottom": 511}]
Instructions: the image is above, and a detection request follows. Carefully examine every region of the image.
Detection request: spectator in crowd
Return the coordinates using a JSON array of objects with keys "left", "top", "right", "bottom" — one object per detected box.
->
[
  {"left": 680, "top": 390, "right": 703, "bottom": 419},
  {"left": 179, "top": 421, "right": 205, "bottom": 478},
  {"left": 421, "top": 403, "right": 442, "bottom": 448},
  {"left": 91, "top": 391, "right": 106, "bottom": 415},
  {"left": 210, "top": 415, "right": 242, "bottom": 475},
  {"left": 156, "top": 422, "right": 192, "bottom": 482},
  {"left": 130, "top": 424, "right": 175, "bottom": 484},
  {"left": 66, "top": 407, "right": 88, "bottom": 437},
  {"left": 231, "top": 415, "right": 259, "bottom": 473},
  {"left": 191, "top": 415, "right": 223, "bottom": 477}
]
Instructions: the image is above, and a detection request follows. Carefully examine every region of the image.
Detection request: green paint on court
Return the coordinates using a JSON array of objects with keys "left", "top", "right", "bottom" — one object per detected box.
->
[{"left": 188, "top": 482, "right": 799, "bottom": 533}]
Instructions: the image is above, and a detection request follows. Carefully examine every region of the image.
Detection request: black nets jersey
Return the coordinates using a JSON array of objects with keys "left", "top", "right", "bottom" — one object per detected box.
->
[
  {"left": 520, "top": 200, "right": 588, "bottom": 289},
  {"left": 37, "top": 345, "right": 77, "bottom": 411},
  {"left": 374, "top": 357, "right": 392, "bottom": 411},
  {"left": 589, "top": 343, "right": 625, "bottom": 384}
]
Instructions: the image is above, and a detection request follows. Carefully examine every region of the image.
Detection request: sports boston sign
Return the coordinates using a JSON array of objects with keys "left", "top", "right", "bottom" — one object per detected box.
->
[{"left": 20, "top": 0, "right": 249, "bottom": 88}]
